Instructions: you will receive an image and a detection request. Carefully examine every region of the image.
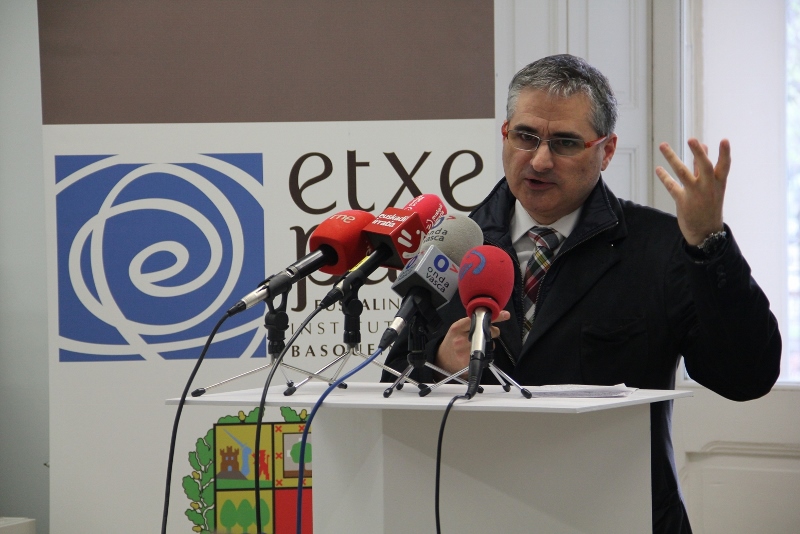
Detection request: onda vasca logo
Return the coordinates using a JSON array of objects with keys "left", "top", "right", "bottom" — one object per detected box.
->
[{"left": 53, "top": 153, "right": 266, "bottom": 362}]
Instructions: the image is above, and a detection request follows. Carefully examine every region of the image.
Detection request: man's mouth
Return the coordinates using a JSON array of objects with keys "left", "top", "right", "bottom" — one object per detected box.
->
[{"left": 525, "top": 176, "right": 553, "bottom": 187}]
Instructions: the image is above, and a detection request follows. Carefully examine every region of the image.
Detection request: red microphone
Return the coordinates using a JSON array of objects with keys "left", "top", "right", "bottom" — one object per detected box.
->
[
  {"left": 319, "top": 194, "right": 447, "bottom": 307},
  {"left": 361, "top": 194, "right": 447, "bottom": 270},
  {"left": 309, "top": 210, "right": 376, "bottom": 275},
  {"left": 402, "top": 193, "right": 447, "bottom": 233},
  {"left": 458, "top": 245, "right": 515, "bottom": 398},
  {"left": 228, "top": 210, "right": 375, "bottom": 315}
]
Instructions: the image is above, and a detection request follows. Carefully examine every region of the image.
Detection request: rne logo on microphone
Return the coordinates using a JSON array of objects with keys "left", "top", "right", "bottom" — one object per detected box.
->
[
  {"left": 52, "top": 153, "right": 267, "bottom": 362},
  {"left": 328, "top": 213, "right": 357, "bottom": 224}
]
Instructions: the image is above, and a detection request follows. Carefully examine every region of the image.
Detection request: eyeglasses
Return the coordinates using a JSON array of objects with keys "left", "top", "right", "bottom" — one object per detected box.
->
[{"left": 505, "top": 128, "right": 607, "bottom": 157}]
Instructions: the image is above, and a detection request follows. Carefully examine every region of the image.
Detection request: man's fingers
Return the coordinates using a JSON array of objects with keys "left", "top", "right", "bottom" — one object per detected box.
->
[
  {"left": 658, "top": 141, "right": 680, "bottom": 165},
  {"left": 492, "top": 310, "right": 511, "bottom": 324},
  {"left": 451, "top": 316, "right": 472, "bottom": 334},
  {"left": 687, "top": 138, "right": 714, "bottom": 178},
  {"left": 715, "top": 139, "right": 732, "bottom": 181},
  {"left": 450, "top": 310, "right": 510, "bottom": 341},
  {"left": 656, "top": 166, "right": 684, "bottom": 202},
  {"left": 659, "top": 142, "right": 693, "bottom": 185}
]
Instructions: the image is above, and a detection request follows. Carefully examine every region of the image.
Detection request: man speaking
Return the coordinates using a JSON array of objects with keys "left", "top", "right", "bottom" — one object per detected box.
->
[{"left": 382, "top": 54, "right": 781, "bottom": 533}]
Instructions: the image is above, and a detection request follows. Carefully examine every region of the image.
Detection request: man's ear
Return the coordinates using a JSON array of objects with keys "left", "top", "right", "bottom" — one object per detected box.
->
[{"left": 600, "top": 134, "right": 618, "bottom": 171}]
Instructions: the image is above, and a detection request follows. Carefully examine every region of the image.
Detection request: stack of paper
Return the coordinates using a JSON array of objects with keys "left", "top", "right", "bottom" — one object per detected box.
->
[{"left": 525, "top": 383, "right": 638, "bottom": 398}]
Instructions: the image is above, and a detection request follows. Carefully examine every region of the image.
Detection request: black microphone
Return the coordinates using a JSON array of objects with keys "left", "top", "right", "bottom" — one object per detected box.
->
[{"left": 227, "top": 210, "right": 374, "bottom": 316}]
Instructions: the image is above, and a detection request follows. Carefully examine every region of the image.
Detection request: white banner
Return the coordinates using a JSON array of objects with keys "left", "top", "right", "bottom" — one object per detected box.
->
[{"left": 44, "top": 119, "right": 495, "bottom": 533}]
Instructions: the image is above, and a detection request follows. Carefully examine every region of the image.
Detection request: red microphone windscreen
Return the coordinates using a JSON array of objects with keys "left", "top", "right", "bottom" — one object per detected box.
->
[
  {"left": 458, "top": 245, "right": 515, "bottom": 320},
  {"left": 362, "top": 208, "right": 425, "bottom": 269},
  {"left": 309, "top": 210, "right": 375, "bottom": 275},
  {"left": 402, "top": 194, "right": 447, "bottom": 233}
]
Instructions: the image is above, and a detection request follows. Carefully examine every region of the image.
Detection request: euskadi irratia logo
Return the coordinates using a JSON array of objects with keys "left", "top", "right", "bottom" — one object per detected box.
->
[
  {"left": 183, "top": 408, "right": 312, "bottom": 533},
  {"left": 54, "top": 154, "right": 267, "bottom": 361}
]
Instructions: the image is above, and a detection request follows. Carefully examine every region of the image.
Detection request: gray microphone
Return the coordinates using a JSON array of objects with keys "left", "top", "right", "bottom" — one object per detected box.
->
[
  {"left": 378, "top": 213, "right": 484, "bottom": 350},
  {"left": 418, "top": 213, "right": 485, "bottom": 265}
]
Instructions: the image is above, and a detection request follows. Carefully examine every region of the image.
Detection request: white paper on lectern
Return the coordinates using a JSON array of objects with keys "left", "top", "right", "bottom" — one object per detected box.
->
[{"left": 526, "top": 383, "right": 637, "bottom": 397}]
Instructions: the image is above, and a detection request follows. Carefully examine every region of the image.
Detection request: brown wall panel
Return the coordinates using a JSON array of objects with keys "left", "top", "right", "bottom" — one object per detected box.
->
[{"left": 38, "top": 0, "right": 494, "bottom": 124}]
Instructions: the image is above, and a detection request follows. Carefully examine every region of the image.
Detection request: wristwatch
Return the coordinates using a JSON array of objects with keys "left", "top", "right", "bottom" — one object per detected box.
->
[{"left": 687, "top": 229, "right": 728, "bottom": 259}]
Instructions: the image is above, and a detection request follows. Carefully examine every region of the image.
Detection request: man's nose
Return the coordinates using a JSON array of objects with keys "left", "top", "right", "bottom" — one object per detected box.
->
[{"left": 530, "top": 142, "right": 555, "bottom": 172}]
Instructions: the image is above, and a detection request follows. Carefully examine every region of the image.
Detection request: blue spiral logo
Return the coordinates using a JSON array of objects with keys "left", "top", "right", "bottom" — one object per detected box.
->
[{"left": 54, "top": 153, "right": 266, "bottom": 361}]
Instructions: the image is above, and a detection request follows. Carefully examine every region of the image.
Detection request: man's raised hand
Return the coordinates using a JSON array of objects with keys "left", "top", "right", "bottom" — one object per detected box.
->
[{"left": 655, "top": 138, "right": 730, "bottom": 245}]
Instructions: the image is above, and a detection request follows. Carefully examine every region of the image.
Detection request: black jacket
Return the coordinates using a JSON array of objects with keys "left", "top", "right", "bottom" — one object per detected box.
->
[{"left": 383, "top": 177, "right": 781, "bottom": 533}]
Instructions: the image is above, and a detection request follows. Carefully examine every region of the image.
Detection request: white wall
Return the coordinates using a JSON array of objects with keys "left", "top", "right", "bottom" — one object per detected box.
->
[
  {"left": 698, "top": 0, "right": 787, "bottom": 352},
  {"left": 671, "top": 1, "right": 800, "bottom": 532},
  {"left": 0, "top": 0, "right": 50, "bottom": 532}
]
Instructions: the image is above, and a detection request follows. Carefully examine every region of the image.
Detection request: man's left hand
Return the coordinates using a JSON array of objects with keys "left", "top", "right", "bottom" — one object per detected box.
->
[{"left": 655, "top": 138, "right": 729, "bottom": 245}]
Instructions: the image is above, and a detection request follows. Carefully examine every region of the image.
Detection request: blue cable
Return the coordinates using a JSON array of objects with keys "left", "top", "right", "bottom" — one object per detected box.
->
[{"left": 294, "top": 346, "right": 384, "bottom": 534}]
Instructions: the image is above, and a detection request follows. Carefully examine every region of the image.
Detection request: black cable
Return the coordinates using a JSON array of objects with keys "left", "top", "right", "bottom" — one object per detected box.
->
[
  {"left": 435, "top": 394, "right": 468, "bottom": 534},
  {"left": 161, "top": 312, "right": 229, "bottom": 534},
  {"left": 253, "top": 303, "right": 325, "bottom": 534}
]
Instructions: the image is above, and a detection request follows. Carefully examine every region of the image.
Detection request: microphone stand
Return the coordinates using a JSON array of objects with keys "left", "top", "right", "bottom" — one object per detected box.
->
[
  {"left": 381, "top": 291, "right": 473, "bottom": 398},
  {"left": 282, "top": 292, "right": 361, "bottom": 395},
  {"left": 284, "top": 278, "right": 423, "bottom": 395},
  {"left": 383, "top": 314, "right": 431, "bottom": 397},
  {"left": 189, "top": 291, "right": 296, "bottom": 398},
  {"left": 255, "top": 291, "right": 295, "bottom": 534},
  {"left": 263, "top": 293, "right": 295, "bottom": 388},
  {"left": 340, "top": 291, "right": 423, "bottom": 387},
  {"left": 424, "top": 336, "right": 533, "bottom": 398}
]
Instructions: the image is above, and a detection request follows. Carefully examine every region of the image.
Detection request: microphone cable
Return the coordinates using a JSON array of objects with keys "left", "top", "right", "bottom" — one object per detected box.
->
[
  {"left": 253, "top": 301, "right": 326, "bottom": 534},
  {"left": 161, "top": 312, "right": 230, "bottom": 534},
  {"left": 294, "top": 346, "right": 385, "bottom": 534},
  {"left": 435, "top": 393, "right": 468, "bottom": 534}
]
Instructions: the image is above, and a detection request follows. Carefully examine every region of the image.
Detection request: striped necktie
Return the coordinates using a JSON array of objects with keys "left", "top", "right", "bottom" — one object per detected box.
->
[{"left": 522, "top": 226, "right": 562, "bottom": 340}]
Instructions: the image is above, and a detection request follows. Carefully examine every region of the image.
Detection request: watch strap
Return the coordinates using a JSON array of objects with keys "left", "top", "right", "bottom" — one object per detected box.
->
[{"left": 686, "top": 229, "right": 728, "bottom": 261}]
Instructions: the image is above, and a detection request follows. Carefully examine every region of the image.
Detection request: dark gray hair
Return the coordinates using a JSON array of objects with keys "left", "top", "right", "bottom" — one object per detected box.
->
[{"left": 506, "top": 54, "right": 618, "bottom": 136}]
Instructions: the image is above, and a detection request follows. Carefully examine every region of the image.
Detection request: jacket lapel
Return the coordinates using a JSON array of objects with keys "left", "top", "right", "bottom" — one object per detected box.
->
[
  {"left": 521, "top": 180, "right": 626, "bottom": 352},
  {"left": 470, "top": 176, "right": 627, "bottom": 364}
]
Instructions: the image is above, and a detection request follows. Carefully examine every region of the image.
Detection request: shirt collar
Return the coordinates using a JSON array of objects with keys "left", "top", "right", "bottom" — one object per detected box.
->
[{"left": 510, "top": 200, "right": 582, "bottom": 245}]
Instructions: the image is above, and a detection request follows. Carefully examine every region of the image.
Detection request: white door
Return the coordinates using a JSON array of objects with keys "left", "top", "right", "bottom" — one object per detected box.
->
[{"left": 495, "top": 1, "right": 800, "bottom": 532}]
